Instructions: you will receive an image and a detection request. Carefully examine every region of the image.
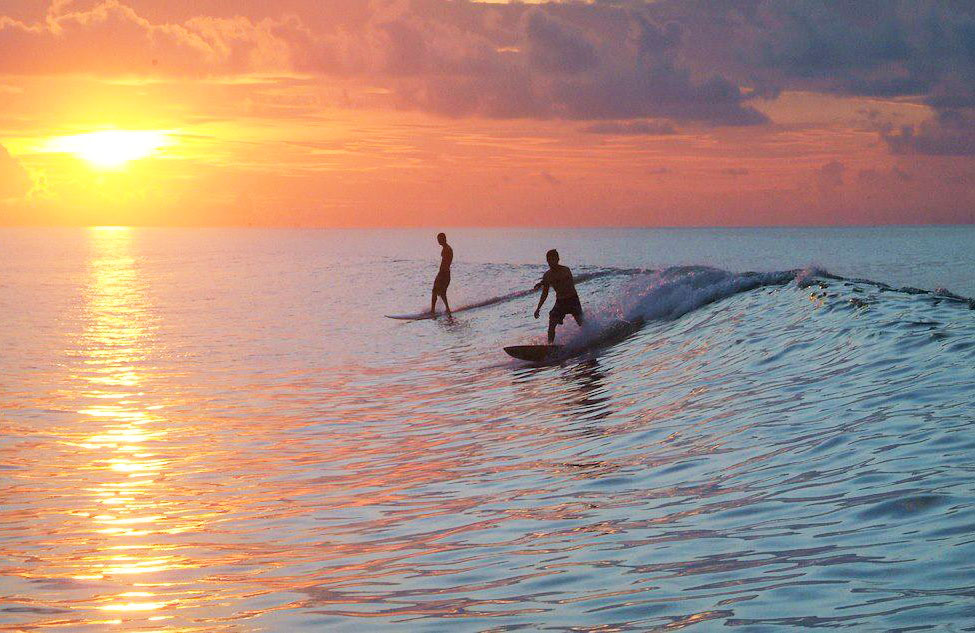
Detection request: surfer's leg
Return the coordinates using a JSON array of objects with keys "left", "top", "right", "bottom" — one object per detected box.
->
[
  {"left": 571, "top": 296, "right": 584, "bottom": 326},
  {"left": 432, "top": 273, "right": 449, "bottom": 314},
  {"left": 548, "top": 305, "right": 564, "bottom": 344}
]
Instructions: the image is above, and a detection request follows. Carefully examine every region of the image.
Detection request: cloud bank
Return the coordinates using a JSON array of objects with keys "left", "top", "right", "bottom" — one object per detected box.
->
[
  {"left": 2, "top": 1, "right": 972, "bottom": 129},
  {"left": 883, "top": 110, "right": 975, "bottom": 156}
]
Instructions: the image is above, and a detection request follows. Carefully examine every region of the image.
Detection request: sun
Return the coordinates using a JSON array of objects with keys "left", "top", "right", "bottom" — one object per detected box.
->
[{"left": 45, "top": 130, "right": 171, "bottom": 169}]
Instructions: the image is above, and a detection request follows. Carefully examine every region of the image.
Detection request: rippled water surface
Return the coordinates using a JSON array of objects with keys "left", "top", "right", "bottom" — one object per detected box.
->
[{"left": 2, "top": 227, "right": 974, "bottom": 632}]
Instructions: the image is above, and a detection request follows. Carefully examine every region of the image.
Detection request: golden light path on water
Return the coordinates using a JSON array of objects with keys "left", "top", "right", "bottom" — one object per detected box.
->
[
  {"left": 0, "top": 226, "right": 350, "bottom": 632},
  {"left": 2, "top": 228, "right": 235, "bottom": 630},
  {"left": 76, "top": 228, "right": 172, "bottom": 620},
  {"left": 56, "top": 227, "right": 178, "bottom": 624}
]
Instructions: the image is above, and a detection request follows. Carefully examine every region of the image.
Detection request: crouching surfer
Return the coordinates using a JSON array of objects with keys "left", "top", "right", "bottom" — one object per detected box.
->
[{"left": 533, "top": 248, "right": 584, "bottom": 343}]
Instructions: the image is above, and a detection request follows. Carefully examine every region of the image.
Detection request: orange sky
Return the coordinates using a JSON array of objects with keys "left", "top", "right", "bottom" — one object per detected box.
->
[{"left": 0, "top": 0, "right": 972, "bottom": 227}]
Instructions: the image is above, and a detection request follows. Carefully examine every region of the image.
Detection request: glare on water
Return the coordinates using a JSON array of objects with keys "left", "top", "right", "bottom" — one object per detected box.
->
[{"left": 17, "top": 228, "right": 176, "bottom": 623}]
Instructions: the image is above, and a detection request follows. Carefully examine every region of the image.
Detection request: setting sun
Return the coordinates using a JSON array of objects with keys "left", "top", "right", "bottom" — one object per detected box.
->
[{"left": 44, "top": 130, "right": 171, "bottom": 169}]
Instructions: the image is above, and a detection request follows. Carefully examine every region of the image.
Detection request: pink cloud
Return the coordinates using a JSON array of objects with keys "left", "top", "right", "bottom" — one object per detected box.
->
[
  {"left": 0, "top": 1, "right": 295, "bottom": 76},
  {"left": 0, "top": 1, "right": 971, "bottom": 140},
  {"left": 0, "top": 1, "right": 767, "bottom": 125}
]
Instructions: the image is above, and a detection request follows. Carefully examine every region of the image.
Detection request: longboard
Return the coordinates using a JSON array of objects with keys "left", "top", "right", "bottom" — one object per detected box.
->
[
  {"left": 385, "top": 312, "right": 441, "bottom": 320},
  {"left": 504, "top": 345, "right": 564, "bottom": 362},
  {"left": 385, "top": 268, "right": 640, "bottom": 322}
]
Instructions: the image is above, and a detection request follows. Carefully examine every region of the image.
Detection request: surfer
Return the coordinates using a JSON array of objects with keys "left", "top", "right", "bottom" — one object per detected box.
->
[
  {"left": 431, "top": 232, "right": 453, "bottom": 315},
  {"left": 533, "top": 249, "right": 584, "bottom": 343}
]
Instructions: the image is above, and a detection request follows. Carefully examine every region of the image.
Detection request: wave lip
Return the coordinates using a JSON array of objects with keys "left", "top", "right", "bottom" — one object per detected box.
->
[{"left": 565, "top": 266, "right": 804, "bottom": 353}]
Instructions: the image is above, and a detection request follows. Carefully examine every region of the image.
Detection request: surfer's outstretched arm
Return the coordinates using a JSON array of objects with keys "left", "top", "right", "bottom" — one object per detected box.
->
[{"left": 534, "top": 284, "right": 549, "bottom": 319}]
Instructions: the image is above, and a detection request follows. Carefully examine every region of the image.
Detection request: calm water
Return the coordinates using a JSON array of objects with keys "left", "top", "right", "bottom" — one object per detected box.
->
[{"left": 1, "top": 226, "right": 974, "bottom": 632}]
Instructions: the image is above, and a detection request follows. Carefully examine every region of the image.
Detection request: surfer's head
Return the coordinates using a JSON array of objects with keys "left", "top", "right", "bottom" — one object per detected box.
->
[
  {"left": 546, "top": 249, "right": 559, "bottom": 267},
  {"left": 437, "top": 232, "right": 447, "bottom": 245}
]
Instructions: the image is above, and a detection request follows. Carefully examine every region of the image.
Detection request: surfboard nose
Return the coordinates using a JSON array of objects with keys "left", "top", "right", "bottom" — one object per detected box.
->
[{"left": 504, "top": 345, "right": 563, "bottom": 362}]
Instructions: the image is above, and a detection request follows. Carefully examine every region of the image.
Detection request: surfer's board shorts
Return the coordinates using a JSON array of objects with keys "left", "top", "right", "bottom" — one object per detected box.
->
[
  {"left": 550, "top": 294, "right": 583, "bottom": 326},
  {"left": 433, "top": 271, "right": 450, "bottom": 294}
]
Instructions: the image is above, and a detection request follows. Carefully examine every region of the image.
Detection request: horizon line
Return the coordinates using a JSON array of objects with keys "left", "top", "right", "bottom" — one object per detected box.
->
[{"left": 2, "top": 222, "right": 974, "bottom": 230}]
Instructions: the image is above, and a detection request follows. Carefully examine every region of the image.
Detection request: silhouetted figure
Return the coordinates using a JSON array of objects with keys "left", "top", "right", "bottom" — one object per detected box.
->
[
  {"left": 431, "top": 232, "right": 453, "bottom": 315},
  {"left": 534, "top": 249, "right": 584, "bottom": 343}
]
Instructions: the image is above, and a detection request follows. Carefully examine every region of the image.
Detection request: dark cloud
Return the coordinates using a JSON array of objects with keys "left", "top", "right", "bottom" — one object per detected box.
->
[
  {"left": 883, "top": 109, "right": 975, "bottom": 156},
  {"left": 582, "top": 120, "right": 676, "bottom": 135},
  {"left": 526, "top": 10, "right": 597, "bottom": 74},
  {"left": 817, "top": 161, "right": 845, "bottom": 188},
  {"left": 858, "top": 166, "right": 913, "bottom": 184},
  {"left": 547, "top": 61, "right": 767, "bottom": 124},
  {"left": 377, "top": 6, "right": 767, "bottom": 124},
  {"left": 723, "top": 167, "right": 749, "bottom": 176},
  {"left": 633, "top": 14, "right": 682, "bottom": 59},
  {"left": 0, "top": 145, "right": 30, "bottom": 199},
  {"left": 721, "top": 0, "right": 975, "bottom": 107},
  {"left": 376, "top": 19, "right": 431, "bottom": 75},
  {"left": 396, "top": 70, "right": 541, "bottom": 119}
]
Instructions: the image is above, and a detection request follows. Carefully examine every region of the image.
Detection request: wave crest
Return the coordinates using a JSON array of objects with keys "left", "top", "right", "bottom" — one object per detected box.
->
[{"left": 566, "top": 266, "right": 805, "bottom": 352}]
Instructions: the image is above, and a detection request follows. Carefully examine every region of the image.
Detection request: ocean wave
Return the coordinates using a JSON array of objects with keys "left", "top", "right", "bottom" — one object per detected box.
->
[
  {"left": 392, "top": 262, "right": 974, "bottom": 324},
  {"left": 558, "top": 266, "right": 802, "bottom": 353},
  {"left": 554, "top": 265, "right": 974, "bottom": 357}
]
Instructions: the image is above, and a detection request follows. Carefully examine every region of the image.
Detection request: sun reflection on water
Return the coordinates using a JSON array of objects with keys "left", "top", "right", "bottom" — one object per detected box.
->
[
  {"left": 0, "top": 226, "right": 212, "bottom": 625},
  {"left": 71, "top": 227, "right": 179, "bottom": 618}
]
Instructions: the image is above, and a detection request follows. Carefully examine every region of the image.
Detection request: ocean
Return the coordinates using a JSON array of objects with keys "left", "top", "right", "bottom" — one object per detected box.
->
[{"left": 1, "top": 226, "right": 974, "bottom": 632}]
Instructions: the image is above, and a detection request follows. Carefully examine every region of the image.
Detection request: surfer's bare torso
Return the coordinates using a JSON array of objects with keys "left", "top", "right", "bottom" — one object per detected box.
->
[
  {"left": 439, "top": 244, "right": 453, "bottom": 276},
  {"left": 540, "top": 264, "right": 576, "bottom": 299},
  {"left": 434, "top": 244, "right": 453, "bottom": 291}
]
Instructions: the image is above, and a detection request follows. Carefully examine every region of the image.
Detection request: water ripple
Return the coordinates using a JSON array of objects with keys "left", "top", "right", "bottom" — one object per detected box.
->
[{"left": 1, "top": 228, "right": 973, "bottom": 631}]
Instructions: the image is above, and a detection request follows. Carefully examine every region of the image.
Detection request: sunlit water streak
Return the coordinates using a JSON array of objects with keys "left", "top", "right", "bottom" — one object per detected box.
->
[{"left": 1, "top": 227, "right": 974, "bottom": 632}]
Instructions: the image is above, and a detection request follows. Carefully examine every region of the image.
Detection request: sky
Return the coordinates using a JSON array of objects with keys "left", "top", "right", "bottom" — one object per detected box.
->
[{"left": 0, "top": 0, "right": 972, "bottom": 227}]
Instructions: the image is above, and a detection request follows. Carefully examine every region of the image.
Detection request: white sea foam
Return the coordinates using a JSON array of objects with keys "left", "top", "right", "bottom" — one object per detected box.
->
[{"left": 565, "top": 266, "right": 801, "bottom": 351}]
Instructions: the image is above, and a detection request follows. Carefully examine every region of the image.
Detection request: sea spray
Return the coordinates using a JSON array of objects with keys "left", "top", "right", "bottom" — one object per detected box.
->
[{"left": 564, "top": 266, "right": 802, "bottom": 352}]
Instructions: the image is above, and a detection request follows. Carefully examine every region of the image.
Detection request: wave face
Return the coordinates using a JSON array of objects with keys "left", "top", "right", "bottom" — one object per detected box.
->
[
  {"left": 564, "top": 266, "right": 804, "bottom": 353},
  {"left": 2, "top": 229, "right": 974, "bottom": 633}
]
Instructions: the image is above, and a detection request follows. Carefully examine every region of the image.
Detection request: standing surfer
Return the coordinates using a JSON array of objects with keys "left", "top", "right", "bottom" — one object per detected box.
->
[
  {"left": 533, "top": 249, "right": 584, "bottom": 343},
  {"left": 431, "top": 232, "right": 453, "bottom": 316}
]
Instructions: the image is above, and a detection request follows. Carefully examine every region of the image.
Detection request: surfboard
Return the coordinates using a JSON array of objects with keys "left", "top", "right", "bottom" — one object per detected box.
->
[
  {"left": 504, "top": 345, "right": 564, "bottom": 362},
  {"left": 385, "top": 312, "right": 441, "bottom": 320},
  {"left": 385, "top": 268, "right": 640, "bottom": 322}
]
